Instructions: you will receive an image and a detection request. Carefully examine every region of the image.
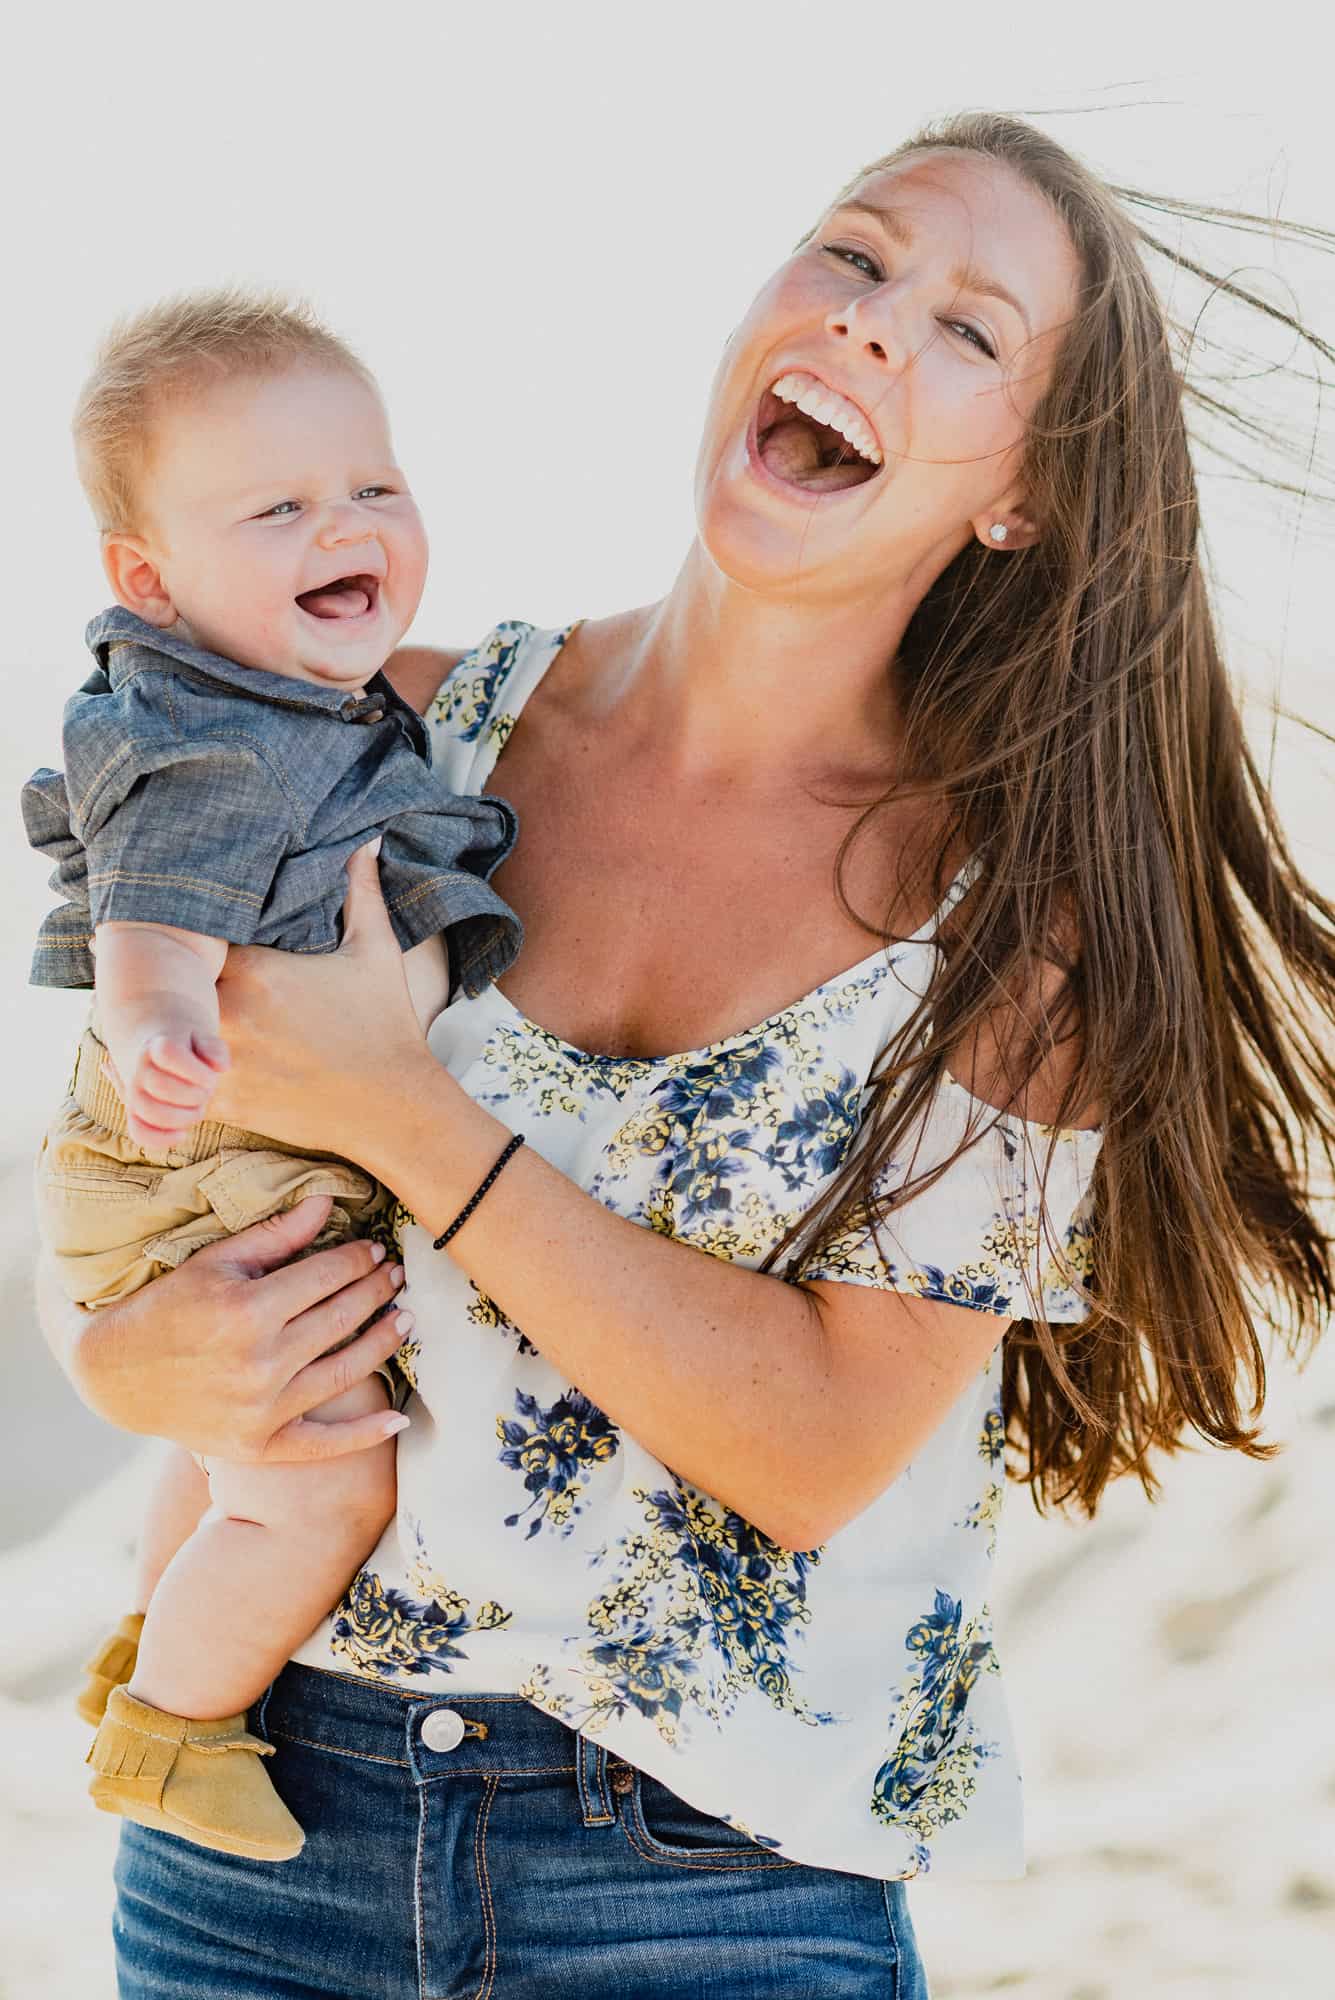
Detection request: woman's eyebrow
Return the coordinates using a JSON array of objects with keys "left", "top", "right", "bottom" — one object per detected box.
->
[{"left": 834, "top": 199, "right": 1032, "bottom": 336}]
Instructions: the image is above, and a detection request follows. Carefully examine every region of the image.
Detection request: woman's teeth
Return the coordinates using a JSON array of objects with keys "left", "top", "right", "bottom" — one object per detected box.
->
[{"left": 771, "top": 372, "right": 883, "bottom": 466}]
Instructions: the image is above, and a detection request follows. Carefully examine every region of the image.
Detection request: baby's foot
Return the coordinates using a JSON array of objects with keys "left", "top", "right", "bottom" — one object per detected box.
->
[
  {"left": 87, "top": 1685, "right": 304, "bottom": 1862},
  {"left": 76, "top": 1611, "right": 145, "bottom": 1726},
  {"left": 118, "top": 1033, "right": 231, "bottom": 1150}
]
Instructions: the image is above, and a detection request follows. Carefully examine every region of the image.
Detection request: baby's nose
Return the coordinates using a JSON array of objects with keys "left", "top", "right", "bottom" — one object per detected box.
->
[{"left": 321, "top": 504, "right": 377, "bottom": 545}]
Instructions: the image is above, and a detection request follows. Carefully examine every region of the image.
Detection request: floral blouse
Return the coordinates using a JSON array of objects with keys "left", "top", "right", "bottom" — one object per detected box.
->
[{"left": 291, "top": 621, "right": 1103, "bottom": 1883}]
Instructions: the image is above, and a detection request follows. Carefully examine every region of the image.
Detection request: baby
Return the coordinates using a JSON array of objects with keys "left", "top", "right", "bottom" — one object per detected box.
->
[{"left": 23, "top": 290, "right": 520, "bottom": 1863}]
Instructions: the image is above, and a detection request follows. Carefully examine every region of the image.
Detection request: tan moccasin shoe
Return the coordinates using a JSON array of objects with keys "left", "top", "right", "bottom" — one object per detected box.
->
[
  {"left": 76, "top": 1612, "right": 145, "bottom": 1726},
  {"left": 86, "top": 1684, "right": 305, "bottom": 1862}
]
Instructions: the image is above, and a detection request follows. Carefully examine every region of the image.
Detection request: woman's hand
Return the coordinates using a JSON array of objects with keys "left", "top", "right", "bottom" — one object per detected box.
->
[
  {"left": 51, "top": 1196, "right": 413, "bottom": 1461},
  {"left": 210, "top": 841, "right": 432, "bottom": 1161}
]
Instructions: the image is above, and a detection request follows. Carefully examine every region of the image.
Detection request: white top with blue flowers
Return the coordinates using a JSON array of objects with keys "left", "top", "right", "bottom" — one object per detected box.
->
[{"left": 291, "top": 620, "right": 1104, "bottom": 1883}]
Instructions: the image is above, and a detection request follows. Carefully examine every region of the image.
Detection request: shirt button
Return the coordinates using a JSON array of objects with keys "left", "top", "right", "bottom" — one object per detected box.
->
[{"left": 419, "top": 1708, "right": 466, "bottom": 1752}]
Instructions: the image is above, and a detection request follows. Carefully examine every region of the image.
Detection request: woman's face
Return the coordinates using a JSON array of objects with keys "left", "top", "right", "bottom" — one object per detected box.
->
[{"left": 694, "top": 148, "right": 1081, "bottom": 600}]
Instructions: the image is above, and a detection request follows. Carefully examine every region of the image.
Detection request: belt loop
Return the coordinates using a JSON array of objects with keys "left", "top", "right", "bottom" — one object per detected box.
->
[{"left": 575, "top": 1732, "right": 613, "bottom": 1827}]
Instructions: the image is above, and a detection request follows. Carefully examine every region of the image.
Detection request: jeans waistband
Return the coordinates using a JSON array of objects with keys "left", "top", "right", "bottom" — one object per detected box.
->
[{"left": 256, "top": 1662, "right": 617, "bottom": 1826}]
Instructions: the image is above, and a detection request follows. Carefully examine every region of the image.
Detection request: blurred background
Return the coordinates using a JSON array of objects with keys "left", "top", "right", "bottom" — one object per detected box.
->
[{"left": 2, "top": 3, "right": 1332, "bottom": 1994}]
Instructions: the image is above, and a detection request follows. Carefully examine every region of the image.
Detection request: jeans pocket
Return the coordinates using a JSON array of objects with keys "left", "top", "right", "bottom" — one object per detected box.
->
[{"left": 620, "top": 1767, "right": 796, "bottom": 1871}]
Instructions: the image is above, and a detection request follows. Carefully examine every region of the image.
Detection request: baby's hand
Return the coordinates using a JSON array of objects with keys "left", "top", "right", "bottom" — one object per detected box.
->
[{"left": 110, "top": 1029, "right": 231, "bottom": 1150}]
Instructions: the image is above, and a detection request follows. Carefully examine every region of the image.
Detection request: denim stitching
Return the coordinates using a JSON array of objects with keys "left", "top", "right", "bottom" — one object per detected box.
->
[
  {"left": 75, "top": 725, "right": 306, "bottom": 842},
  {"left": 471, "top": 1776, "right": 499, "bottom": 1999},
  {"left": 575, "top": 1735, "right": 613, "bottom": 1826},
  {"left": 74, "top": 739, "right": 144, "bottom": 827},
  {"left": 262, "top": 1726, "right": 410, "bottom": 1768},
  {"left": 616, "top": 1808, "right": 797, "bottom": 1874},
  {"left": 418, "top": 1763, "right": 576, "bottom": 1779},
  {"left": 880, "top": 1882, "right": 902, "bottom": 1998},
  {"left": 880, "top": 1879, "right": 923, "bottom": 1995},
  {"left": 390, "top": 874, "right": 476, "bottom": 913},
  {"left": 619, "top": 1774, "right": 798, "bottom": 1873},
  {"left": 89, "top": 867, "right": 266, "bottom": 908},
  {"left": 414, "top": 1771, "right": 430, "bottom": 2000}
]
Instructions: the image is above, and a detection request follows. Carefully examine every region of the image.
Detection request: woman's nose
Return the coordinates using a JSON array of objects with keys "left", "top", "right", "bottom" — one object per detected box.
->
[{"left": 824, "top": 292, "right": 905, "bottom": 369}]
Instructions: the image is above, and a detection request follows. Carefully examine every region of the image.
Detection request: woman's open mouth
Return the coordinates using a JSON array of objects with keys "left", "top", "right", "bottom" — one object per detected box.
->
[
  {"left": 752, "top": 371, "right": 885, "bottom": 495},
  {"left": 295, "top": 573, "right": 382, "bottom": 622}
]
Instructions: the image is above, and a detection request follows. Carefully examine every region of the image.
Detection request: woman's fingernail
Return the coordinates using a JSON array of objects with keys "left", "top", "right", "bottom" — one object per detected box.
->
[
  {"left": 364, "top": 836, "right": 383, "bottom": 859},
  {"left": 390, "top": 1264, "right": 405, "bottom": 1287},
  {"left": 385, "top": 1416, "right": 410, "bottom": 1436},
  {"left": 395, "top": 1311, "right": 415, "bottom": 1334},
  {"left": 370, "top": 1243, "right": 387, "bottom": 1263}
]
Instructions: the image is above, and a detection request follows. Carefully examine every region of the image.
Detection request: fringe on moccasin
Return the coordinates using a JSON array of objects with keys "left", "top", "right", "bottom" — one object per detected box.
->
[
  {"left": 75, "top": 1611, "right": 146, "bottom": 1726},
  {"left": 86, "top": 1684, "right": 303, "bottom": 1862}
]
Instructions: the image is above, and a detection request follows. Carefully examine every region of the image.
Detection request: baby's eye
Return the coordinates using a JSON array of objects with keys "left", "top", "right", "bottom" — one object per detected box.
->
[
  {"left": 260, "top": 500, "right": 301, "bottom": 518},
  {"left": 354, "top": 485, "right": 392, "bottom": 500}
]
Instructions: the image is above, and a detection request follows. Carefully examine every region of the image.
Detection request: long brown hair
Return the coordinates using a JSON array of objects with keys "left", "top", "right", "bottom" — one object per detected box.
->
[{"left": 767, "top": 111, "right": 1335, "bottom": 1519}]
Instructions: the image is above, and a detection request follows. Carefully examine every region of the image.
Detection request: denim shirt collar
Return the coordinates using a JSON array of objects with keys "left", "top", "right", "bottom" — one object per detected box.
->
[{"left": 85, "top": 605, "right": 420, "bottom": 736}]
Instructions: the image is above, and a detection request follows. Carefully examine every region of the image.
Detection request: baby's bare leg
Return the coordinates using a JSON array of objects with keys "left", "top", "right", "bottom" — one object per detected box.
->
[
  {"left": 128, "top": 1375, "right": 397, "bottom": 1720},
  {"left": 131, "top": 1445, "right": 214, "bottom": 1613}
]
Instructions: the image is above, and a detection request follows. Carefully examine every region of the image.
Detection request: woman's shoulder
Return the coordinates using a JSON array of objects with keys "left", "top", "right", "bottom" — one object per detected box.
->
[
  {"left": 396, "top": 621, "right": 577, "bottom": 793},
  {"left": 385, "top": 621, "right": 542, "bottom": 719}
]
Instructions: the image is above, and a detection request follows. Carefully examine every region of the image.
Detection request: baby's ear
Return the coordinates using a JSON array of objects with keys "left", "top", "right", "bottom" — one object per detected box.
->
[{"left": 101, "top": 534, "right": 177, "bottom": 626}]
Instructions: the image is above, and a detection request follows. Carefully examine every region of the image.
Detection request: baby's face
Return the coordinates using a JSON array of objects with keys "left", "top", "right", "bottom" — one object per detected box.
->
[{"left": 133, "top": 365, "right": 429, "bottom": 689}]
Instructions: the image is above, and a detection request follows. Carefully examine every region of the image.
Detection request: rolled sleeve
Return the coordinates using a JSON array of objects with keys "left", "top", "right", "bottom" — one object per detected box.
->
[
  {"left": 80, "top": 739, "right": 293, "bottom": 944},
  {"left": 796, "top": 1073, "right": 1102, "bottom": 1324}
]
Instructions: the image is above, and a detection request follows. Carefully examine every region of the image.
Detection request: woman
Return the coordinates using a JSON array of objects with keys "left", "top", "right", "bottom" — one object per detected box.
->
[{"left": 43, "top": 112, "right": 1335, "bottom": 1997}]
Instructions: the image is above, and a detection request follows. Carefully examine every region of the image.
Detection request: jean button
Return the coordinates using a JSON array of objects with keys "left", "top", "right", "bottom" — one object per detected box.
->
[{"left": 420, "top": 1708, "right": 466, "bottom": 1752}]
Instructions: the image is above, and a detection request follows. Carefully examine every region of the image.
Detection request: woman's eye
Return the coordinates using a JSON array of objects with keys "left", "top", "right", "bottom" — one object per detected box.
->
[
  {"left": 823, "top": 242, "right": 882, "bottom": 282},
  {"left": 943, "top": 320, "right": 997, "bottom": 360}
]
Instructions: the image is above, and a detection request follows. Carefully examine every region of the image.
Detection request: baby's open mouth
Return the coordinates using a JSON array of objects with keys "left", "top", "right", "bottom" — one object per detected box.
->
[
  {"left": 755, "top": 372, "right": 884, "bottom": 493},
  {"left": 295, "top": 573, "right": 380, "bottom": 621}
]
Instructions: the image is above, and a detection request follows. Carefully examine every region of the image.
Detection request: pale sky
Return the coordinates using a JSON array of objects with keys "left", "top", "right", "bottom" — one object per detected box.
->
[{"left": 4, "top": 1, "right": 1332, "bottom": 1138}]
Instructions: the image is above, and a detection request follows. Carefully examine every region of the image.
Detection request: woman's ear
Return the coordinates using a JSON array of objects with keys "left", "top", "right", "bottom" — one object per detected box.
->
[
  {"left": 970, "top": 497, "right": 1040, "bottom": 552},
  {"left": 101, "top": 533, "right": 178, "bottom": 626}
]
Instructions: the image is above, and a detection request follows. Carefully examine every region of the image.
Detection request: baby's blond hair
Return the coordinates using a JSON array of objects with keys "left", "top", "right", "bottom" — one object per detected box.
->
[{"left": 73, "top": 285, "right": 376, "bottom": 535}]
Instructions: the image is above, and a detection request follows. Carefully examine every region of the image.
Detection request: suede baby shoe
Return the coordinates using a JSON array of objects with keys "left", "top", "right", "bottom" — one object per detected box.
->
[
  {"left": 76, "top": 1611, "right": 145, "bottom": 1726},
  {"left": 86, "top": 1684, "right": 305, "bottom": 1862}
]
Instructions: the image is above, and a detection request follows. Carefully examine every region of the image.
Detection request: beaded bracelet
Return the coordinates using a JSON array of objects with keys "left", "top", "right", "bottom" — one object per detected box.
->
[{"left": 432, "top": 1133, "right": 526, "bottom": 1251}]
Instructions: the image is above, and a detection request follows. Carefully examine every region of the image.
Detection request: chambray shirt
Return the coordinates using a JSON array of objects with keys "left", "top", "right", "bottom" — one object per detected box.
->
[{"left": 22, "top": 608, "right": 521, "bottom": 996}]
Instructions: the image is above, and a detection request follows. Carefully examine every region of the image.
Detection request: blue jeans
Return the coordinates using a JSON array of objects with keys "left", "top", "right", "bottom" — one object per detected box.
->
[{"left": 113, "top": 1662, "right": 931, "bottom": 1998}]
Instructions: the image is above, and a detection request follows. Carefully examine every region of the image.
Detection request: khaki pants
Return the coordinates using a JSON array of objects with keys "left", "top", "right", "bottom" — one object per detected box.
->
[{"left": 37, "top": 1028, "right": 395, "bottom": 1309}]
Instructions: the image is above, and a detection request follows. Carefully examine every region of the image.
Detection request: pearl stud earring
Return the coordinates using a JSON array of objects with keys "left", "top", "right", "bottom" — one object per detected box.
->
[{"left": 989, "top": 523, "right": 1009, "bottom": 544}]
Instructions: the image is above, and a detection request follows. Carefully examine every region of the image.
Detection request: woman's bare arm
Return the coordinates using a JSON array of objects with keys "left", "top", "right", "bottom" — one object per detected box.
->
[
  {"left": 209, "top": 851, "right": 1094, "bottom": 1547},
  {"left": 355, "top": 1064, "right": 1011, "bottom": 1548}
]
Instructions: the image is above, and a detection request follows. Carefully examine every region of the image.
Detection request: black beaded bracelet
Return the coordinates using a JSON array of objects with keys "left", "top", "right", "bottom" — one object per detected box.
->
[{"left": 432, "top": 1133, "right": 526, "bottom": 1251}]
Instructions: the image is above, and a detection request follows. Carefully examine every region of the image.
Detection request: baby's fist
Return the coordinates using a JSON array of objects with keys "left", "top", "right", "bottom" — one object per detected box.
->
[{"left": 121, "top": 1031, "right": 231, "bottom": 1150}]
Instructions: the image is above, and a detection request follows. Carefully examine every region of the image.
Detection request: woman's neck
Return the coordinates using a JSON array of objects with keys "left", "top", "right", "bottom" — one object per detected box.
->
[{"left": 603, "top": 543, "right": 921, "bottom": 788}]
